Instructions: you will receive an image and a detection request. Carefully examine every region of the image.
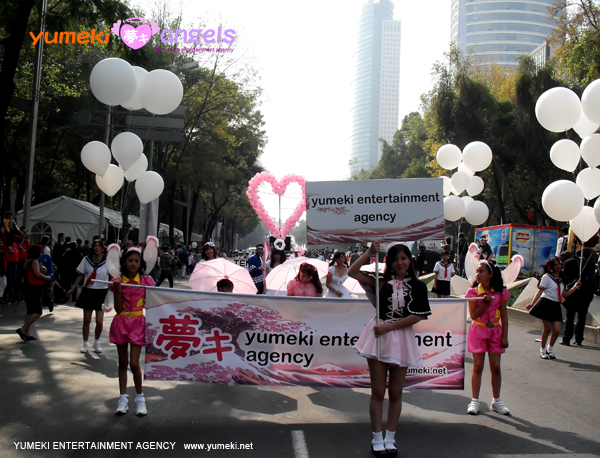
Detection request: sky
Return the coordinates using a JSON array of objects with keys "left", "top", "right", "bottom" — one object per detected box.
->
[{"left": 135, "top": 0, "right": 451, "bottom": 223}]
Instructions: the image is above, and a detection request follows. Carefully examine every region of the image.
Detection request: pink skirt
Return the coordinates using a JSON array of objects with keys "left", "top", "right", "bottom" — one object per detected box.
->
[
  {"left": 109, "top": 315, "right": 145, "bottom": 346},
  {"left": 354, "top": 317, "right": 423, "bottom": 367}
]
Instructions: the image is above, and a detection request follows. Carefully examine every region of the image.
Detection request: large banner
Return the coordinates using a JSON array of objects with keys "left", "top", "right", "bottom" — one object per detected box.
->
[
  {"left": 144, "top": 288, "right": 466, "bottom": 389},
  {"left": 305, "top": 178, "right": 444, "bottom": 245}
]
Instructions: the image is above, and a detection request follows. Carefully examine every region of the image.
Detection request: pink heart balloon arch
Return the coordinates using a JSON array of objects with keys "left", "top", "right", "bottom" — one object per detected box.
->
[{"left": 246, "top": 172, "right": 306, "bottom": 239}]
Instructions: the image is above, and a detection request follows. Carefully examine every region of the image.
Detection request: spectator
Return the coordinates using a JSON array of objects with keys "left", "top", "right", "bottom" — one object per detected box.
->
[
  {"left": 248, "top": 244, "right": 265, "bottom": 294},
  {"left": 155, "top": 245, "right": 174, "bottom": 288},
  {"left": 16, "top": 244, "right": 51, "bottom": 342},
  {"left": 555, "top": 226, "right": 570, "bottom": 256}
]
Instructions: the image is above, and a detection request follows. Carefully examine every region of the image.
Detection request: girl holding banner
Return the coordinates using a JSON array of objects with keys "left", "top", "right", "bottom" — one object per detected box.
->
[{"left": 349, "top": 242, "right": 431, "bottom": 456}]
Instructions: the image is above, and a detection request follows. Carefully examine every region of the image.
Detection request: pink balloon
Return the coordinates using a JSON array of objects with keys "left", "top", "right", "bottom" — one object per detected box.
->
[{"left": 246, "top": 172, "right": 306, "bottom": 238}]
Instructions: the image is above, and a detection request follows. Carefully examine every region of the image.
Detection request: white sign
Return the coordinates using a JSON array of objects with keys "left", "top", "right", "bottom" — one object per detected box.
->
[{"left": 306, "top": 178, "right": 444, "bottom": 245}]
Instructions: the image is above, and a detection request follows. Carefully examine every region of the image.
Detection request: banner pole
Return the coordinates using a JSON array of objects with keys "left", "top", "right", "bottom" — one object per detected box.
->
[{"left": 375, "top": 249, "right": 380, "bottom": 361}]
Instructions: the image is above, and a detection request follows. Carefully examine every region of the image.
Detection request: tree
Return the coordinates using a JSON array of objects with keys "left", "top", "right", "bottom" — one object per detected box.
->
[{"left": 551, "top": 0, "right": 600, "bottom": 85}]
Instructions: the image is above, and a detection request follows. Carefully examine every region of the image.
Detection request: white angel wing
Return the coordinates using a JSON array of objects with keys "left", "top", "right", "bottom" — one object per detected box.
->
[
  {"left": 144, "top": 236, "right": 159, "bottom": 274},
  {"left": 106, "top": 243, "right": 121, "bottom": 278},
  {"left": 502, "top": 254, "right": 524, "bottom": 285},
  {"left": 465, "top": 243, "right": 480, "bottom": 285}
]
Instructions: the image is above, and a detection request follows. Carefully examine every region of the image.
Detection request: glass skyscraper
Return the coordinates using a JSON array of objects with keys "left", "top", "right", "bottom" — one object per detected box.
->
[
  {"left": 451, "top": 0, "right": 558, "bottom": 68},
  {"left": 350, "top": 0, "right": 401, "bottom": 173}
]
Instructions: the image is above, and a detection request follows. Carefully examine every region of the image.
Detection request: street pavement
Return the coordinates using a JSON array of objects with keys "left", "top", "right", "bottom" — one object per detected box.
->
[{"left": 0, "top": 276, "right": 599, "bottom": 458}]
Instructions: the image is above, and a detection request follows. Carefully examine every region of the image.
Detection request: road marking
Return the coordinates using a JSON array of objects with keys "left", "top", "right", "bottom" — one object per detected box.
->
[{"left": 291, "top": 430, "right": 309, "bottom": 458}]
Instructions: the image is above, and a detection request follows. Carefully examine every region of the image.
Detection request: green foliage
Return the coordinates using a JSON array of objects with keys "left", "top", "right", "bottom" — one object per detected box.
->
[
  {"left": 0, "top": 0, "right": 265, "bottom": 246},
  {"left": 551, "top": 0, "right": 600, "bottom": 85}
]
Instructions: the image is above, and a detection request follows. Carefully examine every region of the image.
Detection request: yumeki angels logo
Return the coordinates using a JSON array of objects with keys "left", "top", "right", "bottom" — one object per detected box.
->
[{"left": 111, "top": 17, "right": 160, "bottom": 50}]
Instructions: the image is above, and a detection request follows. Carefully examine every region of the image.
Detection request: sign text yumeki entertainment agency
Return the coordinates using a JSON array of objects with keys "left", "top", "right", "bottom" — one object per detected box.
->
[
  {"left": 143, "top": 288, "right": 466, "bottom": 389},
  {"left": 306, "top": 178, "right": 445, "bottom": 245}
]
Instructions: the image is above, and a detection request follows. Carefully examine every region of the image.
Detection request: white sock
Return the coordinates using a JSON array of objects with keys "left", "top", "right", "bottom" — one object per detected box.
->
[
  {"left": 493, "top": 397, "right": 502, "bottom": 402},
  {"left": 540, "top": 347, "right": 546, "bottom": 353},
  {"left": 372, "top": 432, "right": 384, "bottom": 451},
  {"left": 135, "top": 393, "right": 145, "bottom": 401},
  {"left": 384, "top": 430, "right": 396, "bottom": 446},
  {"left": 547, "top": 345, "right": 553, "bottom": 353},
  {"left": 94, "top": 339, "right": 100, "bottom": 344},
  {"left": 119, "top": 394, "right": 127, "bottom": 401}
]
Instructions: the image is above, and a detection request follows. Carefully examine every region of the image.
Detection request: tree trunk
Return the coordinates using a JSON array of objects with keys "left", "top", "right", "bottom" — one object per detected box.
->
[{"left": 0, "top": 0, "right": 36, "bottom": 210}]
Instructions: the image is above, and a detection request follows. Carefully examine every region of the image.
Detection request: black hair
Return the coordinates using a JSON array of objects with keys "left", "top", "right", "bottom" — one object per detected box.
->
[
  {"left": 471, "top": 261, "right": 505, "bottom": 292},
  {"left": 329, "top": 251, "right": 347, "bottom": 267},
  {"left": 383, "top": 244, "right": 418, "bottom": 284},
  {"left": 216, "top": 278, "right": 234, "bottom": 292},
  {"left": 88, "top": 239, "right": 105, "bottom": 257},
  {"left": 545, "top": 256, "right": 561, "bottom": 275},
  {"left": 270, "top": 249, "right": 287, "bottom": 268},
  {"left": 296, "top": 263, "right": 323, "bottom": 295},
  {"left": 27, "top": 244, "right": 42, "bottom": 260},
  {"left": 120, "top": 249, "right": 146, "bottom": 276}
]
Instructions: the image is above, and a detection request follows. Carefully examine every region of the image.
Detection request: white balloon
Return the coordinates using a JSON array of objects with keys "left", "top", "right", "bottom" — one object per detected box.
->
[
  {"left": 581, "top": 79, "right": 600, "bottom": 125},
  {"left": 580, "top": 134, "right": 600, "bottom": 168},
  {"left": 191, "top": 242, "right": 198, "bottom": 249},
  {"left": 121, "top": 66, "right": 148, "bottom": 110},
  {"left": 441, "top": 176, "right": 455, "bottom": 196},
  {"left": 593, "top": 198, "right": 600, "bottom": 225},
  {"left": 466, "top": 175, "right": 485, "bottom": 197},
  {"left": 81, "top": 141, "right": 111, "bottom": 176},
  {"left": 451, "top": 170, "right": 470, "bottom": 194},
  {"left": 135, "top": 171, "right": 165, "bottom": 204},
  {"left": 461, "top": 196, "right": 474, "bottom": 207},
  {"left": 89, "top": 58, "right": 137, "bottom": 106},
  {"left": 95, "top": 164, "right": 124, "bottom": 197},
  {"left": 576, "top": 167, "right": 600, "bottom": 200},
  {"left": 569, "top": 206, "right": 600, "bottom": 243},
  {"left": 573, "top": 111, "right": 599, "bottom": 139},
  {"left": 111, "top": 132, "right": 143, "bottom": 171},
  {"left": 462, "top": 141, "right": 493, "bottom": 172},
  {"left": 124, "top": 154, "right": 148, "bottom": 182},
  {"left": 458, "top": 162, "right": 475, "bottom": 176},
  {"left": 535, "top": 87, "right": 582, "bottom": 133},
  {"left": 542, "top": 180, "right": 585, "bottom": 221},
  {"left": 436, "top": 144, "right": 462, "bottom": 170},
  {"left": 464, "top": 200, "right": 489, "bottom": 226},
  {"left": 139, "top": 70, "right": 183, "bottom": 115},
  {"left": 444, "top": 195, "right": 465, "bottom": 221},
  {"left": 550, "top": 139, "right": 580, "bottom": 172}
]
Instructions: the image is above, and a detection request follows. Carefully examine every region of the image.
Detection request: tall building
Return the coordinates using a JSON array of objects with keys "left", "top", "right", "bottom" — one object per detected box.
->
[
  {"left": 451, "top": 0, "right": 559, "bottom": 69},
  {"left": 350, "top": 0, "right": 401, "bottom": 173}
]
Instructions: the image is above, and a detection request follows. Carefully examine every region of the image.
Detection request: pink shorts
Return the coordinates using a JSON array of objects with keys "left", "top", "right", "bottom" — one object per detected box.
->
[
  {"left": 109, "top": 315, "right": 145, "bottom": 346},
  {"left": 467, "top": 323, "right": 505, "bottom": 354}
]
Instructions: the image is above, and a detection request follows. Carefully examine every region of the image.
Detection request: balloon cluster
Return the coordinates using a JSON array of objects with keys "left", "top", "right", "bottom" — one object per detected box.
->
[
  {"left": 246, "top": 172, "right": 307, "bottom": 239},
  {"left": 536, "top": 80, "right": 600, "bottom": 241},
  {"left": 437, "top": 141, "right": 492, "bottom": 225},
  {"left": 81, "top": 57, "right": 182, "bottom": 204},
  {"left": 89, "top": 58, "right": 183, "bottom": 115}
]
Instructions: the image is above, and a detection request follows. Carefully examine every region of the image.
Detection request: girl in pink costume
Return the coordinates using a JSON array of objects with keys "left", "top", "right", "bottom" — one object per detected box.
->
[
  {"left": 286, "top": 262, "right": 323, "bottom": 297},
  {"left": 465, "top": 260, "right": 510, "bottom": 416},
  {"left": 110, "top": 248, "right": 155, "bottom": 416},
  {"left": 349, "top": 242, "right": 431, "bottom": 456}
]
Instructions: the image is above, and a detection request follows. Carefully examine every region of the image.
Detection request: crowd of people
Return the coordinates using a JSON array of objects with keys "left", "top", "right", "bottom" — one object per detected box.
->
[{"left": 2, "top": 217, "right": 597, "bottom": 453}]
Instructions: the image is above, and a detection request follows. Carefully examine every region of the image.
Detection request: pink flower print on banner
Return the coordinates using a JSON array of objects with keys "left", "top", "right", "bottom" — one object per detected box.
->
[{"left": 111, "top": 17, "right": 160, "bottom": 50}]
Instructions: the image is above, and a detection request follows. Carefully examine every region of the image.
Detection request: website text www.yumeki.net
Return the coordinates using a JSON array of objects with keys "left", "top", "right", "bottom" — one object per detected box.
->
[{"left": 183, "top": 442, "right": 254, "bottom": 451}]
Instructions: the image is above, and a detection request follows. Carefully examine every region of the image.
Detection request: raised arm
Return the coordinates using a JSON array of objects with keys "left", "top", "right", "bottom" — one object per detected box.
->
[{"left": 348, "top": 243, "right": 380, "bottom": 287}]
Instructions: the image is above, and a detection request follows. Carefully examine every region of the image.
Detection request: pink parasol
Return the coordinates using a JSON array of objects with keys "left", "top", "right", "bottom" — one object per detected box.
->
[
  {"left": 342, "top": 277, "right": 366, "bottom": 295},
  {"left": 265, "top": 256, "right": 329, "bottom": 293},
  {"left": 189, "top": 258, "right": 257, "bottom": 294}
]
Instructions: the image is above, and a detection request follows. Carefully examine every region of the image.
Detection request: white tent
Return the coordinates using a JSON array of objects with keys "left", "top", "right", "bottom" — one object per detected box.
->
[{"left": 17, "top": 196, "right": 182, "bottom": 245}]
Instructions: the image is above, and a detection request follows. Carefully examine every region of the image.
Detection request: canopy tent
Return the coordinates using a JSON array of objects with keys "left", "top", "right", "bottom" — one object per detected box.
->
[{"left": 17, "top": 196, "right": 182, "bottom": 245}]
